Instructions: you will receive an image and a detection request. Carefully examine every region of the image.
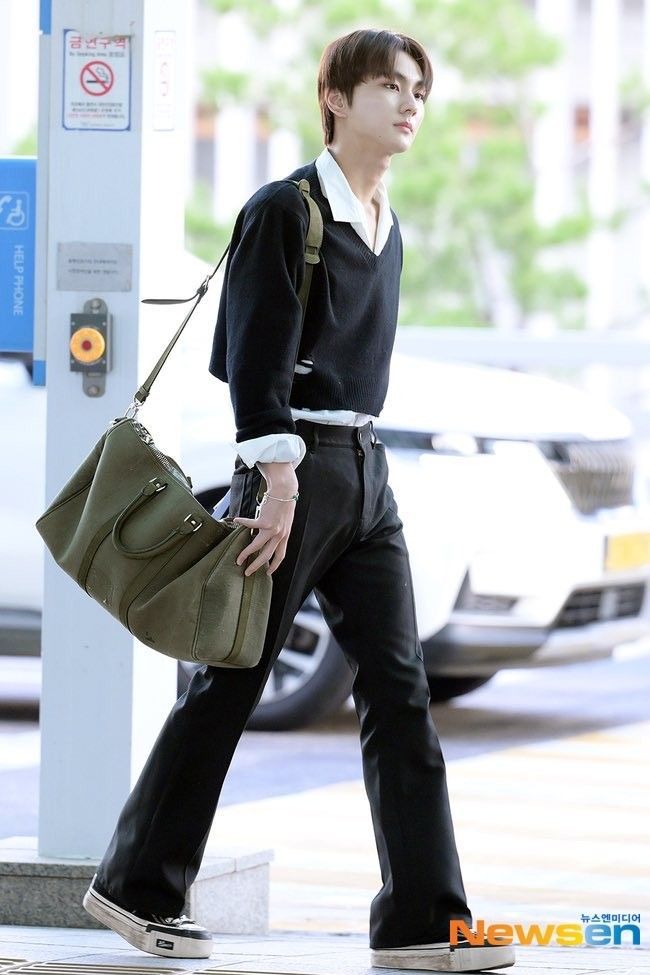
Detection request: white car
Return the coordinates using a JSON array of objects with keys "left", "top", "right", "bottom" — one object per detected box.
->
[{"left": 2, "top": 347, "right": 650, "bottom": 729}]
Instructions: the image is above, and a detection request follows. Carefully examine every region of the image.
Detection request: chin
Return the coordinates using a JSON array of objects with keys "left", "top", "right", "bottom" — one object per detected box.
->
[{"left": 391, "top": 130, "right": 413, "bottom": 147}]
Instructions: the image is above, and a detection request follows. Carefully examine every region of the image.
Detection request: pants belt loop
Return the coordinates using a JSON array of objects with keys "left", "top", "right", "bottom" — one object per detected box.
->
[
  {"left": 313, "top": 425, "right": 319, "bottom": 451},
  {"left": 369, "top": 419, "right": 377, "bottom": 447}
]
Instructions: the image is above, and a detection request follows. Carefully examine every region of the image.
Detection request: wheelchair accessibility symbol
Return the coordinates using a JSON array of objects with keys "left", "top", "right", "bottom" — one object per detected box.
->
[{"left": 0, "top": 192, "right": 29, "bottom": 230}]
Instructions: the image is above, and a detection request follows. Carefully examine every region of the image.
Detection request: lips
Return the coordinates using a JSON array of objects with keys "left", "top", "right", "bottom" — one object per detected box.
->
[{"left": 395, "top": 122, "right": 413, "bottom": 132}]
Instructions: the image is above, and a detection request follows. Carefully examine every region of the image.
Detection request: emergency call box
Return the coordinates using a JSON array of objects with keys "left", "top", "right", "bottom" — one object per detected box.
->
[{"left": 0, "top": 157, "right": 36, "bottom": 354}]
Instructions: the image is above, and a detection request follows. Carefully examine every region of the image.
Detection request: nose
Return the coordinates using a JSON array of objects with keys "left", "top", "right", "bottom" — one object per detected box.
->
[{"left": 401, "top": 92, "right": 419, "bottom": 115}]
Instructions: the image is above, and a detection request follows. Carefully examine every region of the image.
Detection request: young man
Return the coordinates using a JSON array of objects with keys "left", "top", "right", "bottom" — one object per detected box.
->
[{"left": 83, "top": 28, "right": 515, "bottom": 973}]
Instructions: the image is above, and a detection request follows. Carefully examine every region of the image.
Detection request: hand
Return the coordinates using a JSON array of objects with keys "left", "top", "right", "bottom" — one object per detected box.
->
[
  {"left": 233, "top": 461, "right": 298, "bottom": 577},
  {"left": 233, "top": 491, "right": 297, "bottom": 577}
]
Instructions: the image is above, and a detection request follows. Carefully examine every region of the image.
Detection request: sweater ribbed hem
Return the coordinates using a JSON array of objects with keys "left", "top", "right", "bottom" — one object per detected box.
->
[{"left": 291, "top": 371, "right": 390, "bottom": 416}]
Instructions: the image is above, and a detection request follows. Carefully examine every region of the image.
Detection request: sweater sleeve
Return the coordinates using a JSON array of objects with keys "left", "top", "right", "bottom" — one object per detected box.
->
[{"left": 223, "top": 197, "right": 307, "bottom": 443}]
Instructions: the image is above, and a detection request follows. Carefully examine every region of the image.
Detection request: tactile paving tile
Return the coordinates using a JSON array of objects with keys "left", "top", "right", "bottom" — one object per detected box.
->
[
  {"left": 199, "top": 969, "right": 334, "bottom": 975},
  {"left": 2, "top": 965, "right": 187, "bottom": 975},
  {"left": 1, "top": 968, "right": 312, "bottom": 975}
]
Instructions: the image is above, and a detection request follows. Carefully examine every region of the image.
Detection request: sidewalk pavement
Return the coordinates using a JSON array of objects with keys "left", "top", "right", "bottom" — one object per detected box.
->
[
  {"left": 1, "top": 708, "right": 648, "bottom": 973},
  {"left": 206, "top": 710, "right": 650, "bottom": 941},
  {"left": 0, "top": 926, "right": 647, "bottom": 974}
]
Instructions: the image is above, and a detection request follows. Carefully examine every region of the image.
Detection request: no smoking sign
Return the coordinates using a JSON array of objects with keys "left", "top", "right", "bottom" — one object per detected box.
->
[
  {"left": 80, "top": 60, "right": 114, "bottom": 97},
  {"left": 63, "top": 29, "right": 131, "bottom": 131}
]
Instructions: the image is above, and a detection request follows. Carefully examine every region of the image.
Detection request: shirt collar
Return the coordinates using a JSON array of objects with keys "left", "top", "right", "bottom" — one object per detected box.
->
[{"left": 314, "top": 147, "right": 393, "bottom": 255}]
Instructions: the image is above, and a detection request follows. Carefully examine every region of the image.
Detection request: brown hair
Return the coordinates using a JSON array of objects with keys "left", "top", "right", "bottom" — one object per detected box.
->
[{"left": 317, "top": 29, "right": 434, "bottom": 145}]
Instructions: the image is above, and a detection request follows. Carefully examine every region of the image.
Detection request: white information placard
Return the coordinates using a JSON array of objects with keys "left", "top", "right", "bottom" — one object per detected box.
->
[
  {"left": 153, "top": 31, "right": 176, "bottom": 131},
  {"left": 57, "top": 242, "right": 133, "bottom": 291},
  {"left": 62, "top": 30, "right": 132, "bottom": 131}
]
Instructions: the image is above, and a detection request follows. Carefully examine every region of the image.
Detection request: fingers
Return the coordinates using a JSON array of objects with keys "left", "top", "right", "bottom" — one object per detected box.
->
[
  {"left": 233, "top": 519, "right": 278, "bottom": 560},
  {"left": 267, "top": 538, "right": 288, "bottom": 576},
  {"left": 237, "top": 530, "right": 288, "bottom": 577},
  {"left": 233, "top": 514, "right": 291, "bottom": 577},
  {"left": 232, "top": 516, "right": 273, "bottom": 536},
  {"left": 245, "top": 538, "right": 280, "bottom": 576}
]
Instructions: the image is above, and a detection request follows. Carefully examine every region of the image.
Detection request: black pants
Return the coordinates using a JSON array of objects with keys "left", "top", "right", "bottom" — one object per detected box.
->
[{"left": 95, "top": 418, "right": 473, "bottom": 949}]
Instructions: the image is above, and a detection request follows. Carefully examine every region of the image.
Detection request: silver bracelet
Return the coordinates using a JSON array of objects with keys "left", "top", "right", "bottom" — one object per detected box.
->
[{"left": 261, "top": 490, "right": 300, "bottom": 503}]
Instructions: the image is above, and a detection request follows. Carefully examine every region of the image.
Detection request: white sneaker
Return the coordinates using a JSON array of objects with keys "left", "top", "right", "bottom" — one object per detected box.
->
[
  {"left": 370, "top": 934, "right": 516, "bottom": 971},
  {"left": 82, "top": 874, "right": 214, "bottom": 959}
]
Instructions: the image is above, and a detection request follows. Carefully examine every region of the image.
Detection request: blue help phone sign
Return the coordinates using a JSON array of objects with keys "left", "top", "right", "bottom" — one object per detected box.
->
[{"left": 0, "top": 157, "right": 36, "bottom": 354}]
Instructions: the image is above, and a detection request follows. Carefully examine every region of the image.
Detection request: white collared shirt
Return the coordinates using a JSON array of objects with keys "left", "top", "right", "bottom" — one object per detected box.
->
[
  {"left": 314, "top": 145, "right": 394, "bottom": 256},
  {"left": 231, "top": 148, "right": 393, "bottom": 471}
]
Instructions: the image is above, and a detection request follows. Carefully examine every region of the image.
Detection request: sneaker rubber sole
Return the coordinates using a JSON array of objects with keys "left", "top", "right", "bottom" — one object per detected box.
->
[
  {"left": 82, "top": 881, "right": 214, "bottom": 959},
  {"left": 370, "top": 939, "right": 516, "bottom": 971}
]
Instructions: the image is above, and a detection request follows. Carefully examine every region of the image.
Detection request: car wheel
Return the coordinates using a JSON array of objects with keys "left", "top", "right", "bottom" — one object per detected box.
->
[
  {"left": 426, "top": 674, "right": 495, "bottom": 703},
  {"left": 176, "top": 593, "right": 354, "bottom": 731}
]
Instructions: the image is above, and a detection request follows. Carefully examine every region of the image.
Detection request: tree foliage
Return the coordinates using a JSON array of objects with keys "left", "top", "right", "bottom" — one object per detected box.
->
[
  {"left": 191, "top": 0, "right": 638, "bottom": 328},
  {"left": 11, "top": 127, "right": 37, "bottom": 156}
]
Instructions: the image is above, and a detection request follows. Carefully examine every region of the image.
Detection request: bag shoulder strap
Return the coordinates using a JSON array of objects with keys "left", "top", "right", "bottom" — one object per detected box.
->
[{"left": 128, "top": 177, "right": 323, "bottom": 414}]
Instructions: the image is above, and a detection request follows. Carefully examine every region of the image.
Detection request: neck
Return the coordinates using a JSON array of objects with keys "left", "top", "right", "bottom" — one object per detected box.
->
[{"left": 324, "top": 143, "right": 390, "bottom": 207}]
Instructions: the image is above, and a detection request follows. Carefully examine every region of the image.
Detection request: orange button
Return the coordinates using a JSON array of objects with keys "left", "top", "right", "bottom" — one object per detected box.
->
[{"left": 70, "top": 327, "right": 106, "bottom": 364}]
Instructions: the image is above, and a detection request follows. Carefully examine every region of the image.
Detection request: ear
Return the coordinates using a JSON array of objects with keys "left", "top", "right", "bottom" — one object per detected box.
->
[{"left": 325, "top": 87, "right": 348, "bottom": 120}]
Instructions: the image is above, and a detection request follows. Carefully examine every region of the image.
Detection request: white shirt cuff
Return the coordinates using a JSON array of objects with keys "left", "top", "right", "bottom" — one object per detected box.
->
[{"left": 231, "top": 433, "right": 307, "bottom": 470}]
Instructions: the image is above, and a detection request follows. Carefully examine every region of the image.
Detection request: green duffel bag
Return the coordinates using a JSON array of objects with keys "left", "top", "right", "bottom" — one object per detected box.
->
[
  {"left": 34, "top": 177, "right": 323, "bottom": 668},
  {"left": 35, "top": 413, "right": 271, "bottom": 667}
]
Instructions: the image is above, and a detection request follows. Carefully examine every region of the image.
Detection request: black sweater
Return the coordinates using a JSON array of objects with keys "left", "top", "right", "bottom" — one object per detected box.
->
[{"left": 209, "top": 159, "right": 403, "bottom": 443}]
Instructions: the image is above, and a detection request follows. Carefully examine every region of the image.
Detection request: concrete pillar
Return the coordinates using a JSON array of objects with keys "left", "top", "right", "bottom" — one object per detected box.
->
[
  {"left": 530, "top": 0, "right": 577, "bottom": 336},
  {"left": 586, "top": 0, "right": 621, "bottom": 333},
  {"left": 211, "top": 12, "right": 258, "bottom": 220},
  {"left": 641, "top": 0, "right": 650, "bottom": 318},
  {"left": 532, "top": 0, "right": 576, "bottom": 226},
  {"left": 37, "top": 0, "right": 188, "bottom": 859},
  {"left": 214, "top": 104, "right": 258, "bottom": 220}
]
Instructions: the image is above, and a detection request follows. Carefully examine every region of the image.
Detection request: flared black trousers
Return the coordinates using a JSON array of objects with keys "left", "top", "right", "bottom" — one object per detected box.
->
[{"left": 95, "top": 418, "right": 473, "bottom": 949}]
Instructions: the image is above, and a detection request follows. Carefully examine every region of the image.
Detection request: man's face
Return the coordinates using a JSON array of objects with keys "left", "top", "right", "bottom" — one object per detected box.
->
[{"left": 330, "top": 49, "right": 427, "bottom": 153}]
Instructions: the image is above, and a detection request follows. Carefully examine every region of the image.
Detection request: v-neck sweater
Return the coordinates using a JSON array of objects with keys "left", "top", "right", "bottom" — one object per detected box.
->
[{"left": 209, "top": 159, "right": 403, "bottom": 444}]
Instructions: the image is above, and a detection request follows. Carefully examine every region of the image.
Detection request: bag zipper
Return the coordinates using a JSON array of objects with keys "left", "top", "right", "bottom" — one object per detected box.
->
[{"left": 111, "top": 417, "right": 191, "bottom": 489}]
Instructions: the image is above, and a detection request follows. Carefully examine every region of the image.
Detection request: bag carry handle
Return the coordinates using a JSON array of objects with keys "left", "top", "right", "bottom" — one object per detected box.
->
[
  {"left": 112, "top": 477, "right": 203, "bottom": 559},
  {"left": 125, "top": 178, "right": 323, "bottom": 418}
]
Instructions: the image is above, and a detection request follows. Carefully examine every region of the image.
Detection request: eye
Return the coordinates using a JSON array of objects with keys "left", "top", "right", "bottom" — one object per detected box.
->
[{"left": 384, "top": 82, "right": 399, "bottom": 91}]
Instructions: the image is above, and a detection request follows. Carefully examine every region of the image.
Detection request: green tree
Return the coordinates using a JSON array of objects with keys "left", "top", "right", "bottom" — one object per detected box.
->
[
  {"left": 11, "top": 127, "right": 37, "bottom": 156},
  {"left": 191, "top": 0, "right": 639, "bottom": 329}
]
